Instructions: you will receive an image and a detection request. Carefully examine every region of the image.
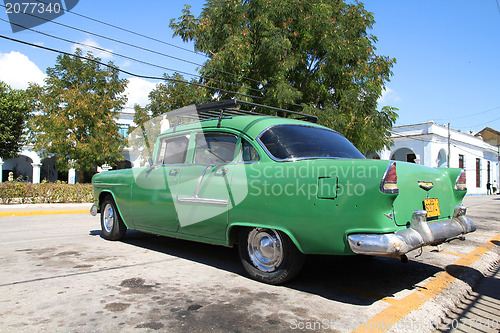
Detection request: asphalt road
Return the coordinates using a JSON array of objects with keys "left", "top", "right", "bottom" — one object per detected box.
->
[{"left": 0, "top": 196, "right": 499, "bottom": 333}]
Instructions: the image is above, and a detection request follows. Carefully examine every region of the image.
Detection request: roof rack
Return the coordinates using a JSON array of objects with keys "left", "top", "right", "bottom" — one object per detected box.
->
[{"left": 164, "top": 99, "right": 318, "bottom": 129}]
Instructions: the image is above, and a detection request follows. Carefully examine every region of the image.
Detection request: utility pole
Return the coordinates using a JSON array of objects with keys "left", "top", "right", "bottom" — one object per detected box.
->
[{"left": 447, "top": 123, "right": 451, "bottom": 168}]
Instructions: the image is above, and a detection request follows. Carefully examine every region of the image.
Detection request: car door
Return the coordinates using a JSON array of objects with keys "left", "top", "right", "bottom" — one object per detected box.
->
[
  {"left": 174, "top": 131, "right": 239, "bottom": 240},
  {"left": 130, "top": 134, "right": 189, "bottom": 232}
]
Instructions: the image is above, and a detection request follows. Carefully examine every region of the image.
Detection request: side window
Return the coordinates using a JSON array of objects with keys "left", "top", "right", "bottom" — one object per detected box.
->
[
  {"left": 194, "top": 133, "right": 238, "bottom": 164},
  {"left": 241, "top": 139, "right": 260, "bottom": 162},
  {"left": 156, "top": 136, "right": 189, "bottom": 165}
]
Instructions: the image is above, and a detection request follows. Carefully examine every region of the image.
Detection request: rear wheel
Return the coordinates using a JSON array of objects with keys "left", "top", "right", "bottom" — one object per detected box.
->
[
  {"left": 100, "top": 196, "right": 127, "bottom": 241},
  {"left": 238, "top": 228, "right": 305, "bottom": 284}
]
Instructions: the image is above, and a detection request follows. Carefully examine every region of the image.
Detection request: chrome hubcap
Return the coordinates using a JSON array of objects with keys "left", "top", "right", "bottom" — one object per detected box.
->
[
  {"left": 247, "top": 228, "right": 283, "bottom": 272},
  {"left": 103, "top": 204, "right": 114, "bottom": 232}
]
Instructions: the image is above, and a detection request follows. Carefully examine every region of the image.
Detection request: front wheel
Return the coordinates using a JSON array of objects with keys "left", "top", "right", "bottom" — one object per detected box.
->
[
  {"left": 238, "top": 228, "right": 305, "bottom": 284},
  {"left": 100, "top": 196, "right": 127, "bottom": 241}
]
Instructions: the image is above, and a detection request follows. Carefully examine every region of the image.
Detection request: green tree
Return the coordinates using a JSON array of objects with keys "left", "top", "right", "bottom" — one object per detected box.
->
[
  {"left": 0, "top": 81, "right": 30, "bottom": 160},
  {"left": 147, "top": 73, "right": 209, "bottom": 118},
  {"left": 170, "top": 0, "right": 397, "bottom": 153},
  {"left": 28, "top": 50, "right": 127, "bottom": 175}
]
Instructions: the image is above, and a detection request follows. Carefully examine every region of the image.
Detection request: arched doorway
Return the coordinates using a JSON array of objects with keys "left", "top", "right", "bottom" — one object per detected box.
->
[
  {"left": 391, "top": 147, "right": 417, "bottom": 163},
  {"left": 437, "top": 149, "right": 447, "bottom": 168},
  {"left": 3, "top": 155, "right": 33, "bottom": 181}
]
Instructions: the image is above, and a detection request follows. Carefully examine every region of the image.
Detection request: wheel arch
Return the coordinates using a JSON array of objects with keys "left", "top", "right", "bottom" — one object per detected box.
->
[
  {"left": 227, "top": 223, "right": 305, "bottom": 253},
  {"left": 97, "top": 191, "right": 130, "bottom": 229}
]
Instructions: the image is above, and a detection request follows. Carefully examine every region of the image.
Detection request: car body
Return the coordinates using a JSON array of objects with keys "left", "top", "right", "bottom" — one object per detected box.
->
[{"left": 91, "top": 99, "right": 476, "bottom": 284}]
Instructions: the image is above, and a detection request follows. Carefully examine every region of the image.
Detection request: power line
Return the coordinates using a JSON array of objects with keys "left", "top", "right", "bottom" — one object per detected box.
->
[
  {"left": 0, "top": 17, "right": 262, "bottom": 94},
  {"left": 0, "top": 34, "right": 263, "bottom": 100},
  {"left": 465, "top": 115, "right": 500, "bottom": 129},
  {"left": 32, "top": 0, "right": 209, "bottom": 59},
  {"left": 0, "top": 3, "right": 261, "bottom": 85},
  {"left": 433, "top": 105, "right": 500, "bottom": 121}
]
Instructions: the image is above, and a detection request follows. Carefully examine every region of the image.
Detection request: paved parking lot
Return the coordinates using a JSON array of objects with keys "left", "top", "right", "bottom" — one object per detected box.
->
[{"left": 0, "top": 196, "right": 499, "bottom": 332}]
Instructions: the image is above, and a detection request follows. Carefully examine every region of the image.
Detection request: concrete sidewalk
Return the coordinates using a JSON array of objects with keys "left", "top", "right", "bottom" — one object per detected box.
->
[{"left": 438, "top": 261, "right": 500, "bottom": 333}]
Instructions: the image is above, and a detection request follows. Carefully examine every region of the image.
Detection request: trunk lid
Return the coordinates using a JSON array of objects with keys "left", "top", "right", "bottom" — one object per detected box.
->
[{"left": 391, "top": 162, "right": 464, "bottom": 226}]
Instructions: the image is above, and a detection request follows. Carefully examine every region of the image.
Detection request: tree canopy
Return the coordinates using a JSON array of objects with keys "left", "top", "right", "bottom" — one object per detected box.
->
[
  {"left": 169, "top": 0, "right": 397, "bottom": 153},
  {"left": 147, "top": 73, "right": 209, "bottom": 118},
  {"left": 28, "top": 50, "right": 128, "bottom": 174},
  {"left": 0, "top": 81, "right": 30, "bottom": 160}
]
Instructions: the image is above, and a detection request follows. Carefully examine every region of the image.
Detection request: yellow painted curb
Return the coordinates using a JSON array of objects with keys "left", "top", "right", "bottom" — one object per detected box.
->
[
  {"left": 352, "top": 233, "right": 500, "bottom": 333},
  {"left": 0, "top": 209, "right": 89, "bottom": 217}
]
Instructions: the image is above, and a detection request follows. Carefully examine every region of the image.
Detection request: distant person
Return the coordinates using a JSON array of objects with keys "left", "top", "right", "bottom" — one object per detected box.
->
[
  {"left": 486, "top": 181, "right": 492, "bottom": 195},
  {"left": 493, "top": 181, "right": 498, "bottom": 195}
]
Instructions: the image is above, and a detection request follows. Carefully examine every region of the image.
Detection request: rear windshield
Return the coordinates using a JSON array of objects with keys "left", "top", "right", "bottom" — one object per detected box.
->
[{"left": 259, "top": 125, "right": 365, "bottom": 160}]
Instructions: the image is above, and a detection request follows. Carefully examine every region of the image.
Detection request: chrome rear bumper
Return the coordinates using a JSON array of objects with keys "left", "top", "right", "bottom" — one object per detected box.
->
[{"left": 347, "top": 205, "right": 476, "bottom": 257}]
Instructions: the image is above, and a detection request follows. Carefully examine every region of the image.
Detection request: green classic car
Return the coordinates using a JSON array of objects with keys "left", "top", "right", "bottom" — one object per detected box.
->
[{"left": 91, "top": 99, "right": 475, "bottom": 284}]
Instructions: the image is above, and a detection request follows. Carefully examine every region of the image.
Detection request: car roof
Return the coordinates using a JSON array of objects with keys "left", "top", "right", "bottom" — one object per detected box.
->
[{"left": 161, "top": 115, "right": 333, "bottom": 140}]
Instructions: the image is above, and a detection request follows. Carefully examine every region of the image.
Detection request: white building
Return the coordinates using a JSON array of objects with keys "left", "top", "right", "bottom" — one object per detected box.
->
[{"left": 367, "top": 121, "right": 499, "bottom": 195}]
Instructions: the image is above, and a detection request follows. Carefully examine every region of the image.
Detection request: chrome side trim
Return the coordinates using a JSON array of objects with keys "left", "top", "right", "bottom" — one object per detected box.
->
[
  {"left": 177, "top": 197, "right": 228, "bottom": 205},
  {"left": 347, "top": 205, "right": 476, "bottom": 257},
  {"left": 92, "top": 183, "right": 129, "bottom": 188}
]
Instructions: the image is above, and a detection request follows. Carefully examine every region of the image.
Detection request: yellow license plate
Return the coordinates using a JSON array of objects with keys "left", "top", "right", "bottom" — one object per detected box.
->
[{"left": 424, "top": 198, "right": 440, "bottom": 218}]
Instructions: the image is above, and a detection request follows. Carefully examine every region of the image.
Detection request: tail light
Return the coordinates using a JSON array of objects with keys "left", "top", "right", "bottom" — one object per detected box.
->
[
  {"left": 455, "top": 170, "right": 467, "bottom": 191},
  {"left": 380, "top": 162, "right": 399, "bottom": 194}
]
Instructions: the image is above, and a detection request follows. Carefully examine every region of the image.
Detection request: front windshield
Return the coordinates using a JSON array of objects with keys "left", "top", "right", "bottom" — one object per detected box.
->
[{"left": 259, "top": 125, "right": 365, "bottom": 160}]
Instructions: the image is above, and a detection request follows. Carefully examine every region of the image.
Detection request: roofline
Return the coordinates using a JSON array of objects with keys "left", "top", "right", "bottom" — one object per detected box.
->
[{"left": 476, "top": 126, "right": 500, "bottom": 137}]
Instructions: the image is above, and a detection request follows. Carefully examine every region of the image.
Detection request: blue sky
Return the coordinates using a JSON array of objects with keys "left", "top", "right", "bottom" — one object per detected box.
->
[{"left": 0, "top": 0, "right": 499, "bottom": 133}]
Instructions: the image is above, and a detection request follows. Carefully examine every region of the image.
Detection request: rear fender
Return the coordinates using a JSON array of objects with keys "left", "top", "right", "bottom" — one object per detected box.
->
[{"left": 226, "top": 222, "right": 304, "bottom": 253}]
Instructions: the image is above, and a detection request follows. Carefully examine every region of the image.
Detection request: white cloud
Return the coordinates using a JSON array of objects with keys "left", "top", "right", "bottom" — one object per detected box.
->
[
  {"left": 124, "top": 77, "right": 157, "bottom": 108},
  {"left": 71, "top": 37, "right": 113, "bottom": 60},
  {"left": 378, "top": 86, "right": 401, "bottom": 105},
  {"left": 119, "top": 60, "right": 132, "bottom": 68},
  {"left": 0, "top": 51, "right": 46, "bottom": 89}
]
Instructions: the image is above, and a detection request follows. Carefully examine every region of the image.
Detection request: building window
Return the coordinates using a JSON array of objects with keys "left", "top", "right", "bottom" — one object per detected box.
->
[
  {"left": 476, "top": 158, "right": 481, "bottom": 188},
  {"left": 118, "top": 124, "right": 130, "bottom": 138},
  {"left": 458, "top": 154, "right": 464, "bottom": 169}
]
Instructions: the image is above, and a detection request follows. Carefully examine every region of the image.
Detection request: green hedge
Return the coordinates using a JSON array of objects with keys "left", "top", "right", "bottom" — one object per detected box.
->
[{"left": 0, "top": 181, "right": 93, "bottom": 204}]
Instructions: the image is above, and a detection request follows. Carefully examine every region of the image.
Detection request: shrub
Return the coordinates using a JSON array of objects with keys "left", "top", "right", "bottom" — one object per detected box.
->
[{"left": 0, "top": 181, "right": 93, "bottom": 204}]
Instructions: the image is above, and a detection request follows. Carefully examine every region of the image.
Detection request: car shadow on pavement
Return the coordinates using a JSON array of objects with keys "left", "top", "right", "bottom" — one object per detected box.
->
[
  {"left": 288, "top": 255, "right": 443, "bottom": 305},
  {"left": 89, "top": 229, "right": 445, "bottom": 306}
]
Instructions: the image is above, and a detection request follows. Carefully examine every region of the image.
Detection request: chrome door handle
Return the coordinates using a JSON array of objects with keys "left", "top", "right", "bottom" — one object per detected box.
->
[
  {"left": 169, "top": 168, "right": 180, "bottom": 176},
  {"left": 215, "top": 168, "right": 228, "bottom": 176}
]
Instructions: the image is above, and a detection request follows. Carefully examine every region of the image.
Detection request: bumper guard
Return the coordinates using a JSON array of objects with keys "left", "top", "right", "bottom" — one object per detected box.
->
[
  {"left": 347, "top": 205, "right": 476, "bottom": 257},
  {"left": 90, "top": 204, "right": 98, "bottom": 216}
]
